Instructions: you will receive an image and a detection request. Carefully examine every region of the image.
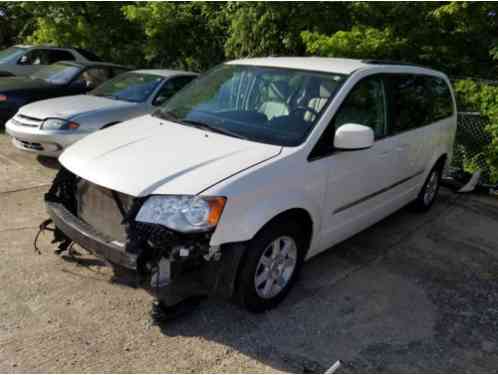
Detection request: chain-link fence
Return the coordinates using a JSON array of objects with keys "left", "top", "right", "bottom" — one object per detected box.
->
[{"left": 451, "top": 112, "right": 493, "bottom": 186}]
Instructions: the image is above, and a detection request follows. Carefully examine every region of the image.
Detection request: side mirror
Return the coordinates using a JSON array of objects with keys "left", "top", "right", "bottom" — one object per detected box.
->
[{"left": 334, "top": 123, "right": 374, "bottom": 150}]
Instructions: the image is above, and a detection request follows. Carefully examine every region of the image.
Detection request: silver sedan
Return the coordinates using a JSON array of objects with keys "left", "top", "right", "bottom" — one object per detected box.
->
[{"left": 5, "top": 69, "right": 197, "bottom": 157}]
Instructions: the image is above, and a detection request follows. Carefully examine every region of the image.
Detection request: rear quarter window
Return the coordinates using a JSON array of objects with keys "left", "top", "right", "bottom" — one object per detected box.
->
[{"left": 426, "top": 76, "right": 454, "bottom": 121}]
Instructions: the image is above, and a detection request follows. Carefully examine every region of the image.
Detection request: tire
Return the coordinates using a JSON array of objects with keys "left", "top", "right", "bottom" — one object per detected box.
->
[
  {"left": 235, "top": 219, "right": 306, "bottom": 313},
  {"left": 411, "top": 163, "right": 443, "bottom": 212}
]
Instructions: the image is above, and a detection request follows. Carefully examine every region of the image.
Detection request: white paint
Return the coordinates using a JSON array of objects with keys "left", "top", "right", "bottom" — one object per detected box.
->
[
  {"left": 334, "top": 123, "right": 374, "bottom": 150},
  {"left": 57, "top": 58, "right": 457, "bottom": 262}
]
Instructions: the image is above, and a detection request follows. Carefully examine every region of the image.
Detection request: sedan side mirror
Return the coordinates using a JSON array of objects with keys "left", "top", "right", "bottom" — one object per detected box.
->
[{"left": 334, "top": 123, "right": 374, "bottom": 150}]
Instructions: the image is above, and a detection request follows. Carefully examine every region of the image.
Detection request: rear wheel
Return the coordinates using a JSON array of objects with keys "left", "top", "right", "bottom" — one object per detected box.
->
[
  {"left": 411, "top": 164, "right": 442, "bottom": 212},
  {"left": 235, "top": 220, "right": 305, "bottom": 312}
]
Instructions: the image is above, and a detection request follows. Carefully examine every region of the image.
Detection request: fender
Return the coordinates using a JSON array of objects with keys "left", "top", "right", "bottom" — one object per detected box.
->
[{"left": 209, "top": 187, "right": 322, "bottom": 251}]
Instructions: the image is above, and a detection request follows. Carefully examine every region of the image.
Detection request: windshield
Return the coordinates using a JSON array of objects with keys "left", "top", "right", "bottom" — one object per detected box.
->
[
  {"left": 0, "top": 46, "right": 26, "bottom": 64},
  {"left": 157, "top": 64, "right": 346, "bottom": 146},
  {"left": 30, "top": 63, "right": 81, "bottom": 84},
  {"left": 90, "top": 72, "right": 163, "bottom": 102}
]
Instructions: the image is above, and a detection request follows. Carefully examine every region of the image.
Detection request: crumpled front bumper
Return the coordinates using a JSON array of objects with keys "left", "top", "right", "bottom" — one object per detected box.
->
[
  {"left": 46, "top": 201, "right": 138, "bottom": 269},
  {"left": 44, "top": 168, "right": 247, "bottom": 307}
]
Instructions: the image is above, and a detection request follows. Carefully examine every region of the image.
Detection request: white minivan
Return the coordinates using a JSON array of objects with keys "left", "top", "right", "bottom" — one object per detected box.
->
[{"left": 44, "top": 58, "right": 457, "bottom": 314}]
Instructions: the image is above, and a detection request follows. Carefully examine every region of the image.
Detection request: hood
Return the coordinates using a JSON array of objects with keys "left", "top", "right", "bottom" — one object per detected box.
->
[
  {"left": 0, "top": 76, "right": 51, "bottom": 92},
  {"left": 18, "top": 94, "right": 137, "bottom": 120},
  {"left": 60, "top": 115, "right": 282, "bottom": 197}
]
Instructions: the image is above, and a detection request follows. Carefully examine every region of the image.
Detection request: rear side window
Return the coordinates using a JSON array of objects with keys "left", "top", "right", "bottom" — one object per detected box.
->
[
  {"left": 74, "top": 48, "right": 102, "bottom": 62},
  {"left": 19, "top": 49, "right": 51, "bottom": 65},
  {"left": 426, "top": 76, "right": 453, "bottom": 121},
  {"left": 47, "top": 50, "right": 76, "bottom": 64},
  {"left": 152, "top": 76, "right": 195, "bottom": 106},
  {"left": 388, "top": 74, "right": 431, "bottom": 134}
]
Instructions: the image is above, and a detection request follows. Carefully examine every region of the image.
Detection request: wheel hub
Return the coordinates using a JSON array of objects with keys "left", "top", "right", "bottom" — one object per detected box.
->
[{"left": 254, "top": 236, "right": 298, "bottom": 299}]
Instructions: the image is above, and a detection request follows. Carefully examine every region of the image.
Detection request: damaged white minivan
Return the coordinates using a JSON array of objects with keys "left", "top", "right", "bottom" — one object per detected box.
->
[{"left": 44, "top": 58, "right": 457, "bottom": 315}]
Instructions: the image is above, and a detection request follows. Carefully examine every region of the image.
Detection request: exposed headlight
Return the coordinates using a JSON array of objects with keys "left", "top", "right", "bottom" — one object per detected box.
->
[
  {"left": 42, "top": 118, "right": 79, "bottom": 130},
  {"left": 135, "top": 195, "right": 226, "bottom": 233}
]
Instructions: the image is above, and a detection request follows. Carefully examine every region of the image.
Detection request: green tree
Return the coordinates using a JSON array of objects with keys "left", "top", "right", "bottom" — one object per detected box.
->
[
  {"left": 223, "top": 2, "right": 351, "bottom": 58},
  {"left": 0, "top": 2, "right": 35, "bottom": 48},
  {"left": 24, "top": 2, "right": 144, "bottom": 66},
  {"left": 300, "top": 2, "right": 498, "bottom": 78},
  {"left": 123, "top": 2, "right": 227, "bottom": 71}
]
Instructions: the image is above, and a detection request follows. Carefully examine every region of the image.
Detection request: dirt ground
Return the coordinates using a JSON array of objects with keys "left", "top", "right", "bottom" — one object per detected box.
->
[{"left": 0, "top": 132, "right": 497, "bottom": 373}]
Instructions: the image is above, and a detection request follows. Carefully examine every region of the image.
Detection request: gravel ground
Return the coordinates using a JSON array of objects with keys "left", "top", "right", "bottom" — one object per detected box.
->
[{"left": 0, "top": 133, "right": 497, "bottom": 373}]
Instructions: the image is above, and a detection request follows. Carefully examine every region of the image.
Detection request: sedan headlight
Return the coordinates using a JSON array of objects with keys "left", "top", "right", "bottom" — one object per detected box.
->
[
  {"left": 135, "top": 195, "right": 226, "bottom": 233},
  {"left": 42, "top": 118, "right": 79, "bottom": 130}
]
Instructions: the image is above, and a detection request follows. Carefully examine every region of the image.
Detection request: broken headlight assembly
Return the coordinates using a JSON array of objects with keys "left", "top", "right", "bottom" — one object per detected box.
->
[{"left": 135, "top": 195, "right": 226, "bottom": 233}]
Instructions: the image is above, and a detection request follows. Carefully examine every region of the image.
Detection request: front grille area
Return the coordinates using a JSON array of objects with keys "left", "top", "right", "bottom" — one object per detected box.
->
[
  {"left": 14, "top": 138, "right": 44, "bottom": 150},
  {"left": 76, "top": 180, "right": 134, "bottom": 244},
  {"left": 12, "top": 114, "right": 43, "bottom": 128}
]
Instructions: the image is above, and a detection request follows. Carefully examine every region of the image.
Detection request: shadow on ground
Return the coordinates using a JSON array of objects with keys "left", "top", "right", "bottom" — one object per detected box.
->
[
  {"left": 153, "top": 191, "right": 498, "bottom": 373},
  {"left": 36, "top": 155, "right": 60, "bottom": 170}
]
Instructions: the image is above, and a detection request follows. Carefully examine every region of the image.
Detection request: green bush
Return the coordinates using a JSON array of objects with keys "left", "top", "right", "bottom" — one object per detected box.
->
[{"left": 454, "top": 80, "right": 498, "bottom": 183}]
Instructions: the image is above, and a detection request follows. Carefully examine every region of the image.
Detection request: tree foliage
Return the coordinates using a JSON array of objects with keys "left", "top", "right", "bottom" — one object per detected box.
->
[
  {"left": 123, "top": 2, "right": 227, "bottom": 71},
  {"left": 1, "top": 2, "right": 498, "bottom": 180},
  {"left": 1, "top": 1, "right": 496, "bottom": 77},
  {"left": 454, "top": 80, "right": 498, "bottom": 182}
]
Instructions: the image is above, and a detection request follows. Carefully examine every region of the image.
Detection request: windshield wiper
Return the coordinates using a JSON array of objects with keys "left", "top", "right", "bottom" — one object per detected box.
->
[{"left": 180, "top": 119, "right": 249, "bottom": 140}]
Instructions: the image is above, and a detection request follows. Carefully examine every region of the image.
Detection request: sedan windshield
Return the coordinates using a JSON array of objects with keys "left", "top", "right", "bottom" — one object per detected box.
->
[
  {"left": 157, "top": 64, "right": 346, "bottom": 146},
  {"left": 30, "top": 63, "right": 81, "bottom": 84},
  {"left": 89, "top": 72, "right": 163, "bottom": 102},
  {"left": 0, "top": 46, "right": 26, "bottom": 64}
]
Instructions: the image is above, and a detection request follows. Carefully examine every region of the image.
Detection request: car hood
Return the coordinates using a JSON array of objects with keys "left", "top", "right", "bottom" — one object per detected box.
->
[
  {"left": 18, "top": 94, "right": 137, "bottom": 120},
  {"left": 60, "top": 115, "right": 282, "bottom": 197},
  {"left": 0, "top": 76, "right": 52, "bottom": 92}
]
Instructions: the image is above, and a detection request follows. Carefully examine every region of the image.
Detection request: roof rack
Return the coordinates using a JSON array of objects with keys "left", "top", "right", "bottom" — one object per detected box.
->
[{"left": 362, "top": 59, "right": 431, "bottom": 69}]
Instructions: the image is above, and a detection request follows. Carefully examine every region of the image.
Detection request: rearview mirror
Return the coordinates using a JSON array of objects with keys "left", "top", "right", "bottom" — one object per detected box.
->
[{"left": 334, "top": 123, "right": 374, "bottom": 150}]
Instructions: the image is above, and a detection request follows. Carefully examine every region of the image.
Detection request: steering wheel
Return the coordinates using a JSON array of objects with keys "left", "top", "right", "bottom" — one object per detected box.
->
[{"left": 289, "top": 106, "right": 320, "bottom": 120}]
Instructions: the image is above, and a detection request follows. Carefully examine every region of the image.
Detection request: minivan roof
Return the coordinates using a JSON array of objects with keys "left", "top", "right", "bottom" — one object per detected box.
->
[{"left": 228, "top": 57, "right": 443, "bottom": 76}]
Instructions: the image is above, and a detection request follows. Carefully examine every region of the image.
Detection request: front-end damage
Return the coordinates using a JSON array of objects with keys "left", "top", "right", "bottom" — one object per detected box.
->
[{"left": 43, "top": 167, "right": 246, "bottom": 313}]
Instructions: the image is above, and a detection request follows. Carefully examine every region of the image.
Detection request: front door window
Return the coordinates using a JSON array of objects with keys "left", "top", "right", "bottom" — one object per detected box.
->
[{"left": 333, "top": 76, "right": 387, "bottom": 139}]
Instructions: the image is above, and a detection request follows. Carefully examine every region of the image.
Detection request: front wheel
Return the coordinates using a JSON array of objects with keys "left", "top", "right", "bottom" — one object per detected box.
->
[{"left": 235, "top": 220, "right": 305, "bottom": 313}]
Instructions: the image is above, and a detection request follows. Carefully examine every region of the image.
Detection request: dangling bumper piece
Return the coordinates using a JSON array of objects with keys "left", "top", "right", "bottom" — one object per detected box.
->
[{"left": 43, "top": 168, "right": 246, "bottom": 307}]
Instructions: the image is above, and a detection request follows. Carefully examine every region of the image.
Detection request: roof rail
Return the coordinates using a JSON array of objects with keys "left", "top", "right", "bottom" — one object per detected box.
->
[{"left": 362, "top": 59, "right": 431, "bottom": 69}]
